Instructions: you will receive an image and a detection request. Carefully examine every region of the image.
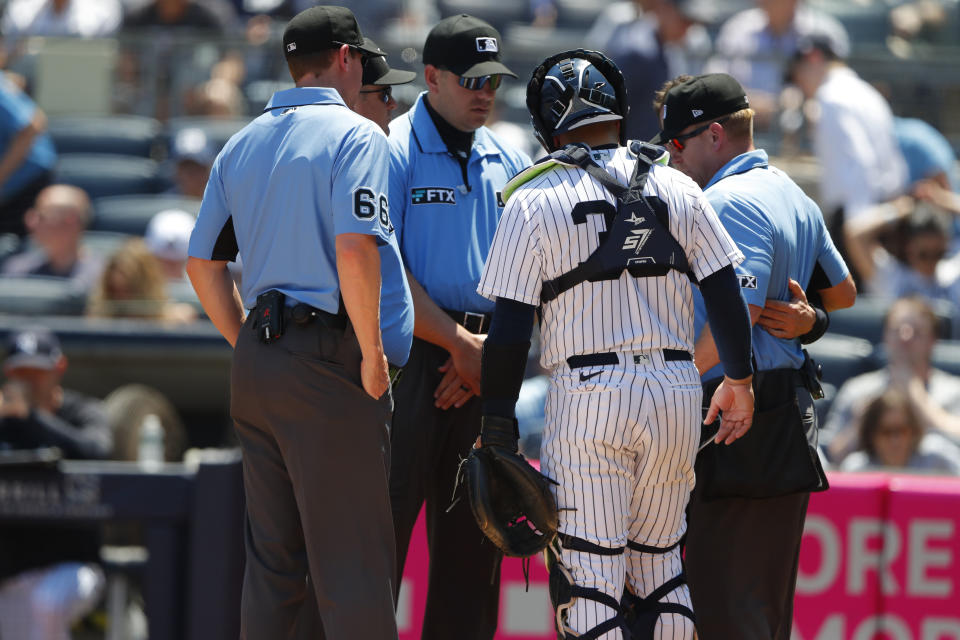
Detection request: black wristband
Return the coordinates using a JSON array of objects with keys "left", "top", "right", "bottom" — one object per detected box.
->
[
  {"left": 480, "top": 415, "right": 519, "bottom": 452},
  {"left": 799, "top": 306, "right": 830, "bottom": 344}
]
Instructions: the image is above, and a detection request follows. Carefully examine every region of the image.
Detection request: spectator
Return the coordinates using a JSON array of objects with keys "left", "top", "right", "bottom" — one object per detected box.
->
[
  {"left": 144, "top": 208, "right": 195, "bottom": 280},
  {"left": 87, "top": 237, "right": 196, "bottom": 322},
  {"left": 183, "top": 77, "right": 246, "bottom": 118},
  {"left": 1, "top": 184, "right": 103, "bottom": 291},
  {"left": 122, "top": 0, "right": 231, "bottom": 33},
  {"left": 168, "top": 127, "right": 216, "bottom": 199},
  {"left": 840, "top": 389, "right": 960, "bottom": 475},
  {"left": 0, "top": 73, "right": 56, "bottom": 237},
  {"left": 823, "top": 296, "right": 960, "bottom": 461},
  {"left": 705, "top": 0, "right": 849, "bottom": 129},
  {"left": 893, "top": 116, "right": 960, "bottom": 253},
  {"left": 0, "top": 326, "right": 111, "bottom": 640},
  {"left": 846, "top": 199, "right": 960, "bottom": 314},
  {"left": 598, "top": 0, "right": 712, "bottom": 142},
  {"left": 0, "top": 0, "right": 121, "bottom": 59},
  {"left": 788, "top": 36, "right": 909, "bottom": 282}
]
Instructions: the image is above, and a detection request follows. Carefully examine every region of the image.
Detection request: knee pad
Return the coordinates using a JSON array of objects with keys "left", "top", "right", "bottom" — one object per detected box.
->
[
  {"left": 620, "top": 574, "right": 695, "bottom": 640},
  {"left": 546, "top": 536, "right": 626, "bottom": 640}
]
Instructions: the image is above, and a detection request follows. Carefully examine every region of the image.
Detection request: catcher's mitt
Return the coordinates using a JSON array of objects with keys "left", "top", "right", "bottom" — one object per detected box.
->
[{"left": 462, "top": 416, "right": 559, "bottom": 558}]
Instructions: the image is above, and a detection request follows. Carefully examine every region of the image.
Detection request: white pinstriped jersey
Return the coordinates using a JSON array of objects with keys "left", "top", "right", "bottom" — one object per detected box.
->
[{"left": 478, "top": 144, "right": 743, "bottom": 369}]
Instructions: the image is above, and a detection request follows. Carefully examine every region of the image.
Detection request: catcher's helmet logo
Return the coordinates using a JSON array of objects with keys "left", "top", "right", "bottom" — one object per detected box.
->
[
  {"left": 476, "top": 37, "right": 498, "bottom": 52},
  {"left": 286, "top": 42, "right": 296, "bottom": 53},
  {"left": 622, "top": 228, "right": 653, "bottom": 254}
]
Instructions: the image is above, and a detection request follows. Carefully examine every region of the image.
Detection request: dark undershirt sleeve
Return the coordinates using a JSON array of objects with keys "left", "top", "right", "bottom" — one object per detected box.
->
[{"left": 700, "top": 265, "right": 754, "bottom": 380}]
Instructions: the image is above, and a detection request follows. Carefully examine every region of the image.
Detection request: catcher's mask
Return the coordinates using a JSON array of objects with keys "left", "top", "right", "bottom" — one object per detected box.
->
[{"left": 527, "top": 49, "right": 628, "bottom": 152}]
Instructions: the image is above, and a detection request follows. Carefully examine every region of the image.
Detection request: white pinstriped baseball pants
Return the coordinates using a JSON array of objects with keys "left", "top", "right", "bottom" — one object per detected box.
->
[
  {"left": 0, "top": 562, "right": 104, "bottom": 640},
  {"left": 541, "top": 352, "right": 701, "bottom": 640}
]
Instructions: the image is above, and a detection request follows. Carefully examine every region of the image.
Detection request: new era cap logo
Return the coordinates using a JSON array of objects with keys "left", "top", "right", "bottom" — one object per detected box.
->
[
  {"left": 286, "top": 42, "right": 296, "bottom": 52},
  {"left": 692, "top": 109, "right": 704, "bottom": 117},
  {"left": 476, "top": 37, "right": 498, "bottom": 53}
]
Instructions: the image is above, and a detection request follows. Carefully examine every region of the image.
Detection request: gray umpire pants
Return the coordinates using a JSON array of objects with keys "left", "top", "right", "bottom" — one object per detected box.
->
[
  {"left": 231, "top": 312, "right": 398, "bottom": 640},
  {"left": 684, "top": 385, "right": 815, "bottom": 640}
]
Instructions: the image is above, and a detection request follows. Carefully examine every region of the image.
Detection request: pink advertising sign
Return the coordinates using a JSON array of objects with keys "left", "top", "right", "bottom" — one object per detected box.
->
[{"left": 400, "top": 472, "right": 960, "bottom": 640}]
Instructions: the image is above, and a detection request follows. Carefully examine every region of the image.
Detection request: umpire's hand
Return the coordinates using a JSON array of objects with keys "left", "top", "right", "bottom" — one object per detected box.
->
[{"left": 704, "top": 377, "right": 754, "bottom": 444}]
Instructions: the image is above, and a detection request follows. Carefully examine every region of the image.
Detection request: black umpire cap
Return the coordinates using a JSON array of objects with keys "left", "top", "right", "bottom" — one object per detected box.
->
[
  {"left": 283, "top": 6, "right": 384, "bottom": 59},
  {"left": 651, "top": 73, "right": 749, "bottom": 145},
  {"left": 422, "top": 14, "right": 516, "bottom": 78},
  {"left": 361, "top": 38, "right": 417, "bottom": 86}
]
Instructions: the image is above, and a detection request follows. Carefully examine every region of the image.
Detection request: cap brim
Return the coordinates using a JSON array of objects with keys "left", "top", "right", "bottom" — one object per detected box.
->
[
  {"left": 459, "top": 60, "right": 517, "bottom": 79},
  {"left": 373, "top": 68, "right": 417, "bottom": 85}
]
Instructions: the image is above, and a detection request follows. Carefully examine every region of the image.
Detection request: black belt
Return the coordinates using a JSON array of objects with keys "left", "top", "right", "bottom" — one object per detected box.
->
[
  {"left": 282, "top": 303, "right": 347, "bottom": 330},
  {"left": 443, "top": 308, "right": 491, "bottom": 334},
  {"left": 567, "top": 349, "right": 691, "bottom": 369}
]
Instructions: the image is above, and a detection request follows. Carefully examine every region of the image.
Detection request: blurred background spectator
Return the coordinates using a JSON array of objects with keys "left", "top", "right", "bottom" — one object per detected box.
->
[
  {"left": 167, "top": 126, "right": 216, "bottom": 198},
  {"left": 839, "top": 388, "right": 960, "bottom": 475},
  {"left": 0, "top": 326, "right": 110, "bottom": 640},
  {"left": 0, "top": 73, "right": 55, "bottom": 237},
  {"left": 0, "top": 0, "right": 122, "bottom": 63},
  {"left": 144, "top": 207, "right": 195, "bottom": 280},
  {"left": 87, "top": 237, "right": 197, "bottom": 323},
  {"left": 787, "top": 35, "right": 909, "bottom": 283},
  {"left": 705, "top": 0, "right": 849, "bottom": 131},
  {"left": 593, "top": 0, "right": 712, "bottom": 142},
  {"left": 846, "top": 200, "right": 960, "bottom": 322},
  {"left": 121, "top": 0, "right": 234, "bottom": 34},
  {"left": 822, "top": 296, "right": 960, "bottom": 463},
  {"left": 1, "top": 184, "right": 103, "bottom": 291}
]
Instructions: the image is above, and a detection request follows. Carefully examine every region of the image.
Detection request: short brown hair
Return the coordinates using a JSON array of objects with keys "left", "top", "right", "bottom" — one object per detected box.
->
[
  {"left": 286, "top": 49, "right": 339, "bottom": 82},
  {"left": 721, "top": 107, "right": 754, "bottom": 144},
  {"left": 652, "top": 75, "right": 693, "bottom": 118}
]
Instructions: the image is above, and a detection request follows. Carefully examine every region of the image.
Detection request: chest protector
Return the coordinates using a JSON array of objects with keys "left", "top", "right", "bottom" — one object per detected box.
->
[{"left": 537, "top": 142, "right": 692, "bottom": 304}]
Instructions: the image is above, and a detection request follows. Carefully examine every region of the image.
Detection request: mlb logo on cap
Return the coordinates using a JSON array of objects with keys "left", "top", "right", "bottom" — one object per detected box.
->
[{"left": 476, "top": 37, "right": 498, "bottom": 53}]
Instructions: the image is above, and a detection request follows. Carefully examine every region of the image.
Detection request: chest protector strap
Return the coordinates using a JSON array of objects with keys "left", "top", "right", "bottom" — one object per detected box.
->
[{"left": 540, "top": 143, "right": 691, "bottom": 304}]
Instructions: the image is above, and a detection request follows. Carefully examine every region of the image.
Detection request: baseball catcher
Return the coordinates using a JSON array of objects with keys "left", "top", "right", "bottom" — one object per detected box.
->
[{"left": 473, "top": 49, "right": 756, "bottom": 640}]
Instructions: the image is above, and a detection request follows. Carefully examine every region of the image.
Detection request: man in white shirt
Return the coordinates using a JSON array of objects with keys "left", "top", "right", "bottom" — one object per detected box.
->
[{"left": 788, "top": 36, "right": 909, "bottom": 282}]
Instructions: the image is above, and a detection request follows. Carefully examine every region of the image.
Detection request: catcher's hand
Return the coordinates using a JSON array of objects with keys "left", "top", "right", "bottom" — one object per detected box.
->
[{"left": 461, "top": 416, "right": 559, "bottom": 558}]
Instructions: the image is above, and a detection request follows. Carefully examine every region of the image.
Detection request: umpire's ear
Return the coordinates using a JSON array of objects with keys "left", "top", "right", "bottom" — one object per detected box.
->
[{"left": 423, "top": 64, "right": 442, "bottom": 94}]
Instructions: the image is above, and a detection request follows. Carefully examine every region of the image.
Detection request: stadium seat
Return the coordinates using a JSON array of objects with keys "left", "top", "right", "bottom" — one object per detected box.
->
[
  {"left": 47, "top": 115, "right": 163, "bottom": 158},
  {"left": 91, "top": 194, "right": 200, "bottom": 235},
  {"left": 805, "top": 333, "right": 878, "bottom": 392},
  {"left": 932, "top": 340, "right": 960, "bottom": 378},
  {"left": 55, "top": 154, "right": 168, "bottom": 200},
  {"left": 0, "top": 276, "right": 87, "bottom": 316},
  {"left": 827, "top": 295, "right": 890, "bottom": 344},
  {"left": 82, "top": 230, "right": 135, "bottom": 259}
]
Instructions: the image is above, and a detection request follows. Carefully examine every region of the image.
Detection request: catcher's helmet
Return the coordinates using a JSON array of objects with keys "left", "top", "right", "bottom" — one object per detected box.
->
[{"left": 527, "top": 49, "right": 628, "bottom": 152}]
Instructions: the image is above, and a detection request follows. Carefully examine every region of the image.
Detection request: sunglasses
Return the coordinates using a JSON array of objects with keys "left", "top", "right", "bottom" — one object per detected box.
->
[
  {"left": 668, "top": 117, "right": 730, "bottom": 151},
  {"left": 456, "top": 74, "right": 503, "bottom": 91},
  {"left": 359, "top": 85, "right": 393, "bottom": 104}
]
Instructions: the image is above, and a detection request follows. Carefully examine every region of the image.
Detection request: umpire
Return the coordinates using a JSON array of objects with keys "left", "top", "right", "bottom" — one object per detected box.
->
[
  {"left": 187, "top": 7, "right": 408, "bottom": 639},
  {"left": 387, "top": 14, "right": 531, "bottom": 639},
  {"left": 651, "top": 74, "right": 857, "bottom": 639}
]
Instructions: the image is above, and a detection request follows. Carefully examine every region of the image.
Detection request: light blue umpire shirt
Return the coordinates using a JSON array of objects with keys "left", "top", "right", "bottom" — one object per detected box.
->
[
  {"left": 388, "top": 92, "right": 531, "bottom": 314},
  {"left": 693, "top": 149, "right": 849, "bottom": 382},
  {"left": 188, "top": 86, "right": 414, "bottom": 366}
]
